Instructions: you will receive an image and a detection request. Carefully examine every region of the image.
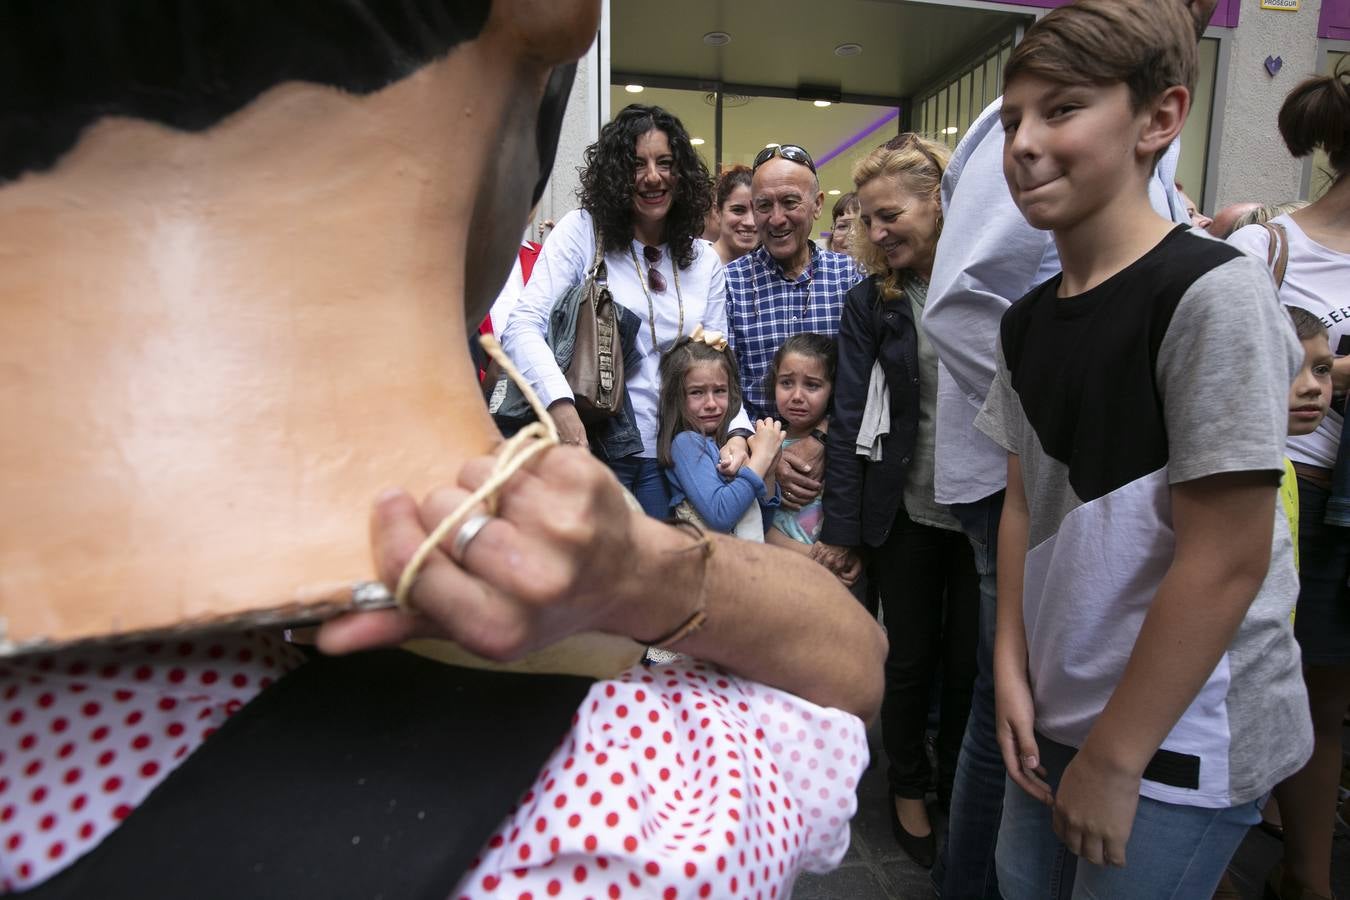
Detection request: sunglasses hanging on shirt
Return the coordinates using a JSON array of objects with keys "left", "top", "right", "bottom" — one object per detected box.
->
[
  {"left": 642, "top": 245, "right": 666, "bottom": 293},
  {"left": 629, "top": 243, "right": 683, "bottom": 352}
]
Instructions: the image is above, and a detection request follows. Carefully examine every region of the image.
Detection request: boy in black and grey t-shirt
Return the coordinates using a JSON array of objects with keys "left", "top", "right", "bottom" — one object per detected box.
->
[{"left": 973, "top": 1, "right": 1312, "bottom": 896}]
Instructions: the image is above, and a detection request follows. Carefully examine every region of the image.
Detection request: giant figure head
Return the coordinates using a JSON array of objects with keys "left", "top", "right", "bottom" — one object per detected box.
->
[{"left": 0, "top": 0, "right": 600, "bottom": 650}]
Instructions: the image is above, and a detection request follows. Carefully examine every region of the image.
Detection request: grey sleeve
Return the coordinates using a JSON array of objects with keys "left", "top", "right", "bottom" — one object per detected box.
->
[
  {"left": 1157, "top": 255, "right": 1301, "bottom": 485},
  {"left": 973, "top": 338, "right": 1021, "bottom": 456}
]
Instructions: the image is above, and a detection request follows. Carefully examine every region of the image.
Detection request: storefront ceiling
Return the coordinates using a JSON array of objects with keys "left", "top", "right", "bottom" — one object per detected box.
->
[
  {"left": 610, "top": 0, "right": 1028, "bottom": 100},
  {"left": 610, "top": 0, "right": 1031, "bottom": 231}
]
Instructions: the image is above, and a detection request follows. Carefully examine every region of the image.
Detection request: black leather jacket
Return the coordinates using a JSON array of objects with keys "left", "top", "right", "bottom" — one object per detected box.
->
[{"left": 820, "top": 275, "right": 921, "bottom": 549}]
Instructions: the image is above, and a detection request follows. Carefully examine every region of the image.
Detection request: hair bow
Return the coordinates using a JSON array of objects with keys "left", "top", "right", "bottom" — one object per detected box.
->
[{"left": 690, "top": 324, "right": 728, "bottom": 352}]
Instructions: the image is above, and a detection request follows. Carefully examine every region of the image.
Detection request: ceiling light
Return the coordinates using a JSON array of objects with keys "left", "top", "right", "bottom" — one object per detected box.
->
[
  {"left": 691, "top": 138, "right": 706, "bottom": 146},
  {"left": 765, "top": 142, "right": 780, "bottom": 150},
  {"left": 834, "top": 43, "right": 863, "bottom": 57},
  {"left": 942, "top": 126, "right": 959, "bottom": 135},
  {"left": 827, "top": 189, "right": 841, "bottom": 196},
  {"left": 813, "top": 100, "right": 832, "bottom": 108},
  {"left": 703, "top": 31, "right": 732, "bottom": 46},
  {"left": 625, "top": 84, "right": 644, "bottom": 94}
]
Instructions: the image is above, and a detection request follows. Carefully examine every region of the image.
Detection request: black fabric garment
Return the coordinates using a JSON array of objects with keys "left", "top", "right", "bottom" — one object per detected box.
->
[
  {"left": 1001, "top": 225, "right": 1244, "bottom": 503},
  {"left": 821, "top": 276, "right": 921, "bottom": 548},
  {"left": 874, "top": 505, "right": 979, "bottom": 800},
  {"left": 493, "top": 301, "right": 646, "bottom": 462},
  {"left": 19, "top": 648, "right": 592, "bottom": 900},
  {"left": 0, "top": 0, "right": 494, "bottom": 183}
]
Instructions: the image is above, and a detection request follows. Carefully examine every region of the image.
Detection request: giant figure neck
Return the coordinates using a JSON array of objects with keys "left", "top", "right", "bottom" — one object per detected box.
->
[{"left": 0, "top": 56, "right": 502, "bottom": 649}]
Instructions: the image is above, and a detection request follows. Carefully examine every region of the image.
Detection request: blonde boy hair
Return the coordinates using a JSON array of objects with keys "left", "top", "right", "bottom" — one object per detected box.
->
[
  {"left": 1005, "top": 0, "right": 1198, "bottom": 113},
  {"left": 850, "top": 133, "right": 952, "bottom": 302}
]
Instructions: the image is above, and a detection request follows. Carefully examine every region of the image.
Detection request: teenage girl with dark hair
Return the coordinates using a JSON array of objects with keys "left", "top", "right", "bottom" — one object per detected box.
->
[
  {"left": 712, "top": 165, "right": 756, "bottom": 265},
  {"left": 502, "top": 104, "right": 751, "bottom": 517},
  {"left": 1229, "top": 64, "right": 1350, "bottom": 900}
]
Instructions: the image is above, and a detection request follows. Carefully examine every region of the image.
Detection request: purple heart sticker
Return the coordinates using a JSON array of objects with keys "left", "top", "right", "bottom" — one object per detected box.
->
[{"left": 1265, "top": 55, "right": 1284, "bottom": 76}]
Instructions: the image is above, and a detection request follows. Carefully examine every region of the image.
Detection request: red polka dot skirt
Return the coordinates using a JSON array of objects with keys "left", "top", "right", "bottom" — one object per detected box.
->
[
  {"left": 0, "top": 631, "right": 303, "bottom": 893},
  {"left": 454, "top": 657, "right": 868, "bottom": 899}
]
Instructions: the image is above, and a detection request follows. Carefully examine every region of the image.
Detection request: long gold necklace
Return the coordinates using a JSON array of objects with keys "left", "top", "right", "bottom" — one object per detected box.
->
[{"left": 630, "top": 244, "right": 684, "bottom": 352}]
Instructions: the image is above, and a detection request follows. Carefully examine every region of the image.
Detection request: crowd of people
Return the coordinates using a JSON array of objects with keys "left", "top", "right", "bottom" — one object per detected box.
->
[
  {"left": 487, "top": 0, "right": 1350, "bottom": 897},
  {"left": 2, "top": 0, "right": 1348, "bottom": 897}
]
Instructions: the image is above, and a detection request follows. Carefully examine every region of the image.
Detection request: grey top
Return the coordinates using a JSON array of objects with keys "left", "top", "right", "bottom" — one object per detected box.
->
[
  {"left": 924, "top": 97, "right": 1188, "bottom": 506},
  {"left": 902, "top": 277, "right": 960, "bottom": 532},
  {"left": 975, "top": 227, "right": 1311, "bottom": 808}
]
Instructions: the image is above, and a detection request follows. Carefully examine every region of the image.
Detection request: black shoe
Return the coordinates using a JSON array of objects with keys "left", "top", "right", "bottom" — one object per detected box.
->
[
  {"left": 889, "top": 795, "right": 937, "bottom": 869},
  {"left": 1258, "top": 819, "right": 1285, "bottom": 841}
]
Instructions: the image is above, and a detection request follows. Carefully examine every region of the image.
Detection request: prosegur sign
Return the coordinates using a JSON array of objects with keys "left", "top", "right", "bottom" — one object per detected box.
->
[{"left": 1261, "top": 0, "right": 1300, "bottom": 10}]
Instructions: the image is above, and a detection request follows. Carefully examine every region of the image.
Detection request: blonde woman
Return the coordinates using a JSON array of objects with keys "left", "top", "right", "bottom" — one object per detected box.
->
[{"left": 814, "top": 134, "right": 979, "bottom": 867}]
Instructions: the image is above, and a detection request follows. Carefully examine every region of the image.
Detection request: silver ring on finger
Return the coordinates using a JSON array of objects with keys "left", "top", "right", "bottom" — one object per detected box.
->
[{"left": 451, "top": 512, "right": 493, "bottom": 564}]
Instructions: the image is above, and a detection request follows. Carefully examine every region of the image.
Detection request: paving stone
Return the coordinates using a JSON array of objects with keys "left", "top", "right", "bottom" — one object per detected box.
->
[
  {"left": 792, "top": 863, "right": 893, "bottom": 899},
  {"left": 876, "top": 857, "right": 939, "bottom": 899}
]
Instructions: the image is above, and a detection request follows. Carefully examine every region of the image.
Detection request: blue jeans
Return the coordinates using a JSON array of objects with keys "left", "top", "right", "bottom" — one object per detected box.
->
[
  {"left": 934, "top": 490, "right": 1005, "bottom": 900},
  {"left": 609, "top": 456, "right": 671, "bottom": 519},
  {"left": 996, "top": 735, "right": 1261, "bottom": 899}
]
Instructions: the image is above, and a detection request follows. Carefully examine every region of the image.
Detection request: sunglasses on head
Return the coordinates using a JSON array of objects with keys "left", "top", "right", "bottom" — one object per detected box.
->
[
  {"left": 882, "top": 132, "right": 943, "bottom": 177},
  {"left": 753, "top": 144, "right": 817, "bottom": 175}
]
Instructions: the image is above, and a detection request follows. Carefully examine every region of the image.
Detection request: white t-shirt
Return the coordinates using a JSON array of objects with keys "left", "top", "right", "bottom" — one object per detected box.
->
[
  {"left": 1230, "top": 215, "right": 1350, "bottom": 468},
  {"left": 500, "top": 209, "right": 745, "bottom": 456}
]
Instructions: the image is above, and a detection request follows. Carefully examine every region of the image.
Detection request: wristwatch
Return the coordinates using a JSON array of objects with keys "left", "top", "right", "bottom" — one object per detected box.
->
[
  {"left": 727, "top": 427, "right": 753, "bottom": 440},
  {"left": 810, "top": 428, "right": 828, "bottom": 445}
]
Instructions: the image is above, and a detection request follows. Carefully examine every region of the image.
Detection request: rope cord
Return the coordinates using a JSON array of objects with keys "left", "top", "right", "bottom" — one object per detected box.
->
[{"left": 393, "top": 334, "right": 560, "bottom": 609}]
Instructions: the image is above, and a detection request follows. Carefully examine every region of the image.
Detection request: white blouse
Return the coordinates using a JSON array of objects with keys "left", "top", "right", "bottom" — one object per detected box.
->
[
  {"left": 1231, "top": 215, "right": 1350, "bottom": 469},
  {"left": 501, "top": 209, "right": 749, "bottom": 457}
]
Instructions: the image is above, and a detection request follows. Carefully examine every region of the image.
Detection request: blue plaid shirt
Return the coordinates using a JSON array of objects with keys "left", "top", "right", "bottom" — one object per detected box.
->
[{"left": 725, "top": 244, "right": 863, "bottom": 419}]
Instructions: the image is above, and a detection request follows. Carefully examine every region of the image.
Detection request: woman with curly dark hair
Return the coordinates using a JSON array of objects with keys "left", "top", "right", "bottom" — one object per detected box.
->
[{"left": 503, "top": 104, "right": 750, "bottom": 517}]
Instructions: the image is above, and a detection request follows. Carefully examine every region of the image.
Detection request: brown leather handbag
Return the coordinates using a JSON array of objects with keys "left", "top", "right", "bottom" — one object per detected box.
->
[{"left": 564, "top": 221, "right": 624, "bottom": 422}]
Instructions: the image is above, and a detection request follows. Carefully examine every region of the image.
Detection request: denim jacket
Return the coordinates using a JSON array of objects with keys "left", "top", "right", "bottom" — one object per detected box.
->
[{"left": 494, "top": 297, "right": 644, "bottom": 460}]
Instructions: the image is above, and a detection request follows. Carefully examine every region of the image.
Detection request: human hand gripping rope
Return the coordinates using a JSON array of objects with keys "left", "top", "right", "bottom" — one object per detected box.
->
[
  {"left": 392, "top": 334, "right": 560, "bottom": 610},
  {"left": 391, "top": 334, "right": 710, "bottom": 652}
]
